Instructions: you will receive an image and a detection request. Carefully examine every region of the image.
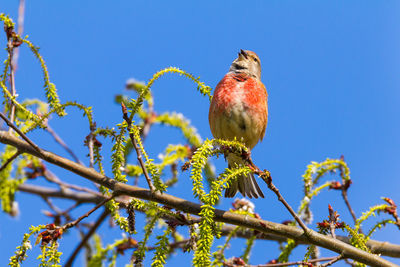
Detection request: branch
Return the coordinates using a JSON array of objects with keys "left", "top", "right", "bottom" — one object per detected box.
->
[
  {"left": 320, "top": 254, "right": 345, "bottom": 267},
  {"left": 0, "top": 131, "right": 397, "bottom": 266},
  {"left": 0, "top": 112, "right": 42, "bottom": 152},
  {"left": 12, "top": 0, "right": 25, "bottom": 70},
  {"left": 259, "top": 171, "right": 309, "bottom": 233},
  {"left": 62, "top": 196, "right": 112, "bottom": 230},
  {"left": 18, "top": 183, "right": 104, "bottom": 203},
  {"left": 6, "top": 30, "right": 16, "bottom": 128},
  {"left": 121, "top": 103, "right": 155, "bottom": 192},
  {"left": 45, "top": 124, "right": 83, "bottom": 165},
  {"left": 257, "top": 256, "right": 341, "bottom": 267},
  {"left": 64, "top": 209, "right": 109, "bottom": 267},
  {"left": 0, "top": 150, "right": 20, "bottom": 172},
  {"left": 42, "top": 168, "right": 102, "bottom": 196},
  {"left": 18, "top": 183, "right": 400, "bottom": 258}
]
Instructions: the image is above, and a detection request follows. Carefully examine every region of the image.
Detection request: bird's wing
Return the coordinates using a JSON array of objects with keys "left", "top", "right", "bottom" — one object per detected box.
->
[{"left": 259, "top": 81, "right": 268, "bottom": 142}]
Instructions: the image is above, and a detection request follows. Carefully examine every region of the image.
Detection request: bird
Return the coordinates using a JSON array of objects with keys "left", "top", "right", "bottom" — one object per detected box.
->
[{"left": 209, "top": 49, "right": 268, "bottom": 198}]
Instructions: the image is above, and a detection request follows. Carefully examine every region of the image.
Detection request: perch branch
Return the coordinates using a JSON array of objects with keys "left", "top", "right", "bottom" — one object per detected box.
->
[
  {"left": 0, "top": 131, "right": 397, "bottom": 267},
  {"left": 17, "top": 183, "right": 400, "bottom": 258}
]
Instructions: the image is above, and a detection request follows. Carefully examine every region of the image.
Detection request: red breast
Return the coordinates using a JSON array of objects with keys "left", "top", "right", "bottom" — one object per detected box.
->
[{"left": 209, "top": 72, "right": 268, "bottom": 149}]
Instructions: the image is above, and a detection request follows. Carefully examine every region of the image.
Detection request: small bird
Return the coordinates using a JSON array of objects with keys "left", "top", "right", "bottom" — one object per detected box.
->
[{"left": 209, "top": 49, "right": 268, "bottom": 198}]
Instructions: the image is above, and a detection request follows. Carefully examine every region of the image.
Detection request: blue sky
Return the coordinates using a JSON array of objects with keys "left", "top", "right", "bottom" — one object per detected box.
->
[{"left": 1, "top": 1, "right": 400, "bottom": 266}]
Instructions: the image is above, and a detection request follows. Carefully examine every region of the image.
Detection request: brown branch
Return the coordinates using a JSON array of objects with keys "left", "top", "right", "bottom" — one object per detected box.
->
[
  {"left": 45, "top": 124, "right": 83, "bottom": 165},
  {"left": 121, "top": 103, "right": 155, "bottom": 192},
  {"left": 18, "top": 183, "right": 104, "bottom": 203},
  {"left": 0, "top": 150, "right": 20, "bottom": 172},
  {"left": 342, "top": 189, "right": 357, "bottom": 225},
  {"left": 6, "top": 32, "right": 16, "bottom": 129},
  {"left": 62, "top": 196, "right": 112, "bottom": 231},
  {"left": 259, "top": 171, "right": 309, "bottom": 233},
  {"left": 43, "top": 169, "right": 103, "bottom": 196},
  {"left": 235, "top": 152, "right": 308, "bottom": 233},
  {"left": 86, "top": 123, "right": 96, "bottom": 168},
  {"left": 0, "top": 113, "right": 42, "bottom": 152},
  {"left": 17, "top": 183, "right": 400, "bottom": 258},
  {"left": 0, "top": 131, "right": 397, "bottom": 266},
  {"left": 320, "top": 254, "right": 345, "bottom": 267},
  {"left": 257, "top": 256, "right": 341, "bottom": 267},
  {"left": 65, "top": 209, "right": 109, "bottom": 267},
  {"left": 12, "top": 0, "right": 25, "bottom": 70}
]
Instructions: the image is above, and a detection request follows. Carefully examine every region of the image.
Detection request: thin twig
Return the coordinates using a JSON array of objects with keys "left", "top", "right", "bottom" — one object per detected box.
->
[
  {"left": 12, "top": 0, "right": 25, "bottom": 70},
  {"left": 86, "top": 123, "right": 96, "bottom": 168},
  {"left": 256, "top": 256, "right": 340, "bottom": 267},
  {"left": 0, "top": 150, "right": 21, "bottom": 172},
  {"left": 43, "top": 196, "right": 62, "bottom": 214},
  {"left": 87, "top": 133, "right": 94, "bottom": 168},
  {"left": 6, "top": 34, "right": 16, "bottom": 130},
  {"left": 227, "top": 150, "right": 309, "bottom": 233},
  {"left": 0, "top": 112, "right": 42, "bottom": 152},
  {"left": 46, "top": 124, "right": 83, "bottom": 165},
  {"left": 65, "top": 209, "right": 109, "bottom": 267},
  {"left": 320, "top": 254, "right": 345, "bottom": 267},
  {"left": 342, "top": 190, "right": 357, "bottom": 224},
  {"left": 328, "top": 204, "right": 339, "bottom": 239},
  {"left": 121, "top": 103, "right": 155, "bottom": 192},
  {"left": 62, "top": 196, "right": 112, "bottom": 231},
  {"left": 338, "top": 156, "right": 361, "bottom": 233},
  {"left": 42, "top": 196, "right": 80, "bottom": 223},
  {"left": 259, "top": 171, "right": 309, "bottom": 233},
  {"left": 43, "top": 169, "right": 103, "bottom": 196}
]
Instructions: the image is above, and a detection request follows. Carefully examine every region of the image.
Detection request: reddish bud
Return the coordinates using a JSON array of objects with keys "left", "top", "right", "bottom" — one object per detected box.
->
[
  {"left": 232, "top": 257, "right": 245, "bottom": 265},
  {"left": 36, "top": 224, "right": 63, "bottom": 246},
  {"left": 335, "top": 222, "right": 345, "bottom": 229},
  {"left": 181, "top": 162, "right": 191, "bottom": 171},
  {"left": 116, "top": 238, "right": 138, "bottom": 255},
  {"left": 329, "top": 181, "right": 342, "bottom": 190},
  {"left": 317, "top": 221, "right": 329, "bottom": 228},
  {"left": 383, "top": 197, "right": 396, "bottom": 207}
]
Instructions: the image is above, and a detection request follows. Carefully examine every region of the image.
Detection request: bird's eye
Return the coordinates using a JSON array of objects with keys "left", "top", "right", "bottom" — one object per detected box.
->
[{"left": 253, "top": 58, "right": 258, "bottom": 63}]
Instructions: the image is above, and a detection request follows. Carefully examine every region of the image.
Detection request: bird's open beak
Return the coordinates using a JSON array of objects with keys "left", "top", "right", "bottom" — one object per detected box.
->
[{"left": 238, "top": 49, "right": 248, "bottom": 60}]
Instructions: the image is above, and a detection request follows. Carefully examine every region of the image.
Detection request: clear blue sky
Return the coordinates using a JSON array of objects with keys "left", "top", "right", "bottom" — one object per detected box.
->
[{"left": 1, "top": 1, "right": 400, "bottom": 266}]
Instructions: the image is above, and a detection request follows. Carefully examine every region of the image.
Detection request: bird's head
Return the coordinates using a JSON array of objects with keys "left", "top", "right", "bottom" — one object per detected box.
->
[{"left": 229, "top": 49, "right": 261, "bottom": 80}]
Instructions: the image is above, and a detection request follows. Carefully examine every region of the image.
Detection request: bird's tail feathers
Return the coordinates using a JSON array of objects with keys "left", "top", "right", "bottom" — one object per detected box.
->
[{"left": 224, "top": 155, "right": 264, "bottom": 198}]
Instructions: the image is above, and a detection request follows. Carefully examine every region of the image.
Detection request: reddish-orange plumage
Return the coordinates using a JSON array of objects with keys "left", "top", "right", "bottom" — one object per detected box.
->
[
  {"left": 210, "top": 73, "right": 268, "bottom": 148},
  {"left": 209, "top": 50, "right": 268, "bottom": 198}
]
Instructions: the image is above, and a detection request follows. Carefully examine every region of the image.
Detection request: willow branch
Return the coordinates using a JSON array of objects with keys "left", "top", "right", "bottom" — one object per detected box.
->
[
  {"left": 260, "top": 171, "right": 309, "bottom": 233},
  {"left": 43, "top": 169, "right": 102, "bottom": 196},
  {"left": 12, "top": 0, "right": 25, "bottom": 70},
  {"left": 6, "top": 34, "right": 16, "bottom": 128},
  {"left": 0, "top": 113, "right": 42, "bottom": 152},
  {"left": 45, "top": 124, "right": 83, "bottom": 165},
  {"left": 320, "top": 254, "right": 345, "bottom": 267},
  {"left": 62, "top": 196, "right": 112, "bottom": 231},
  {"left": 65, "top": 209, "right": 109, "bottom": 267},
  {"left": 121, "top": 103, "right": 155, "bottom": 192},
  {"left": 0, "top": 150, "right": 20, "bottom": 172},
  {"left": 0, "top": 131, "right": 397, "bottom": 267},
  {"left": 17, "top": 183, "right": 400, "bottom": 258},
  {"left": 257, "top": 256, "right": 341, "bottom": 267}
]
